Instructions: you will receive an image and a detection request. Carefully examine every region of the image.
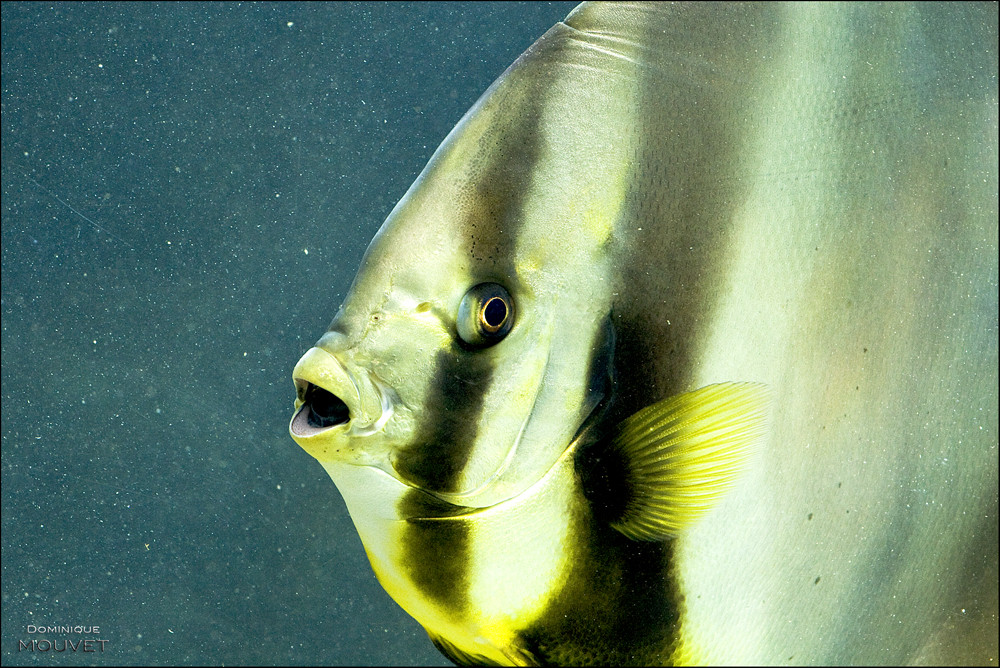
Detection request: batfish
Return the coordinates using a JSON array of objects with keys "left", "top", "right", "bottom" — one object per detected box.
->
[{"left": 290, "top": 2, "right": 998, "bottom": 664}]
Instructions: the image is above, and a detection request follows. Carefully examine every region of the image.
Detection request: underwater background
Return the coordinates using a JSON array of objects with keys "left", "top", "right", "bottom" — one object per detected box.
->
[{"left": 1, "top": 2, "right": 576, "bottom": 665}]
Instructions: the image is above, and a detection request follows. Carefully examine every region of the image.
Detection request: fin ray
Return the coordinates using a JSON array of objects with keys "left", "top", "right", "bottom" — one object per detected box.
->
[{"left": 609, "top": 382, "right": 769, "bottom": 541}]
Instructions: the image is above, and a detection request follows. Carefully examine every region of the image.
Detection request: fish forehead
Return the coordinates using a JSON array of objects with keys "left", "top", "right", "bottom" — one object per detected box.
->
[{"left": 343, "top": 17, "right": 642, "bottom": 306}]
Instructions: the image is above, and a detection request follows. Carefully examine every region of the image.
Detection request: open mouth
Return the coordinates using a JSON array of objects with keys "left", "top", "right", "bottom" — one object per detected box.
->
[
  {"left": 290, "top": 382, "right": 350, "bottom": 436},
  {"left": 289, "top": 345, "right": 397, "bottom": 443}
]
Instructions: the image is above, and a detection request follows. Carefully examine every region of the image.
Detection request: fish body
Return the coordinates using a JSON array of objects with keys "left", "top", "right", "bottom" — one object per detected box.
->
[{"left": 290, "top": 2, "right": 998, "bottom": 665}]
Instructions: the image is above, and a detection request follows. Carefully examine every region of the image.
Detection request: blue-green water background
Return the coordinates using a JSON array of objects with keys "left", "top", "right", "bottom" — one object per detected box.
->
[{"left": 1, "top": 2, "right": 577, "bottom": 664}]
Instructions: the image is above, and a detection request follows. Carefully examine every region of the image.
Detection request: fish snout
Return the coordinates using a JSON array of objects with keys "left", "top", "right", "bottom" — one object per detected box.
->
[{"left": 289, "top": 344, "right": 394, "bottom": 464}]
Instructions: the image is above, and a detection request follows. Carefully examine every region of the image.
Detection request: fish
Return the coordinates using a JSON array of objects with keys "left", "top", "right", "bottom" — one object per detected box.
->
[{"left": 289, "top": 2, "right": 998, "bottom": 665}]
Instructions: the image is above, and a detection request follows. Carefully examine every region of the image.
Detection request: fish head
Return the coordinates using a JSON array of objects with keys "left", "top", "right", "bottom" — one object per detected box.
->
[{"left": 289, "top": 64, "right": 622, "bottom": 513}]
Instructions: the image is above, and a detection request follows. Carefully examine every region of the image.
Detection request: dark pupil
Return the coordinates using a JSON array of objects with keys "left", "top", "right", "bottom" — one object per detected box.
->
[{"left": 482, "top": 297, "right": 507, "bottom": 329}]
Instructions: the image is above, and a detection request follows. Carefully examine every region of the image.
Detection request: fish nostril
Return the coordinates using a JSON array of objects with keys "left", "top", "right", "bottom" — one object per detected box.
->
[{"left": 306, "top": 384, "right": 351, "bottom": 428}]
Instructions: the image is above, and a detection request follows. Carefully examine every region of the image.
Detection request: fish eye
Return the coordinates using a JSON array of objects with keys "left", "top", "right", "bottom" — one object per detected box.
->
[{"left": 457, "top": 283, "right": 514, "bottom": 347}]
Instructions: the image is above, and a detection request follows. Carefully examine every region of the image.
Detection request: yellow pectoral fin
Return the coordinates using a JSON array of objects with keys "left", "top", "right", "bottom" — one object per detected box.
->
[{"left": 609, "top": 382, "right": 770, "bottom": 541}]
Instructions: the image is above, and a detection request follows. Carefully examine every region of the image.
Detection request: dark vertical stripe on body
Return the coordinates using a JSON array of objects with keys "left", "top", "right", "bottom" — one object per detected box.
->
[
  {"left": 397, "top": 489, "right": 475, "bottom": 616},
  {"left": 395, "top": 346, "right": 496, "bottom": 492},
  {"left": 603, "top": 6, "right": 762, "bottom": 425},
  {"left": 393, "top": 29, "right": 559, "bottom": 495},
  {"left": 448, "top": 22, "right": 577, "bottom": 286},
  {"left": 388, "top": 31, "right": 560, "bottom": 619},
  {"left": 511, "top": 7, "right": 759, "bottom": 661},
  {"left": 519, "top": 515, "right": 683, "bottom": 665},
  {"left": 453, "top": 103, "right": 538, "bottom": 283}
]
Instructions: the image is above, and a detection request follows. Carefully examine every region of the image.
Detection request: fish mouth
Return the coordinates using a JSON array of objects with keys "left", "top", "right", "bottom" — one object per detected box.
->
[
  {"left": 289, "top": 345, "right": 396, "bottom": 462},
  {"left": 290, "top": 383, "right": 351, "bottom": 436}
]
